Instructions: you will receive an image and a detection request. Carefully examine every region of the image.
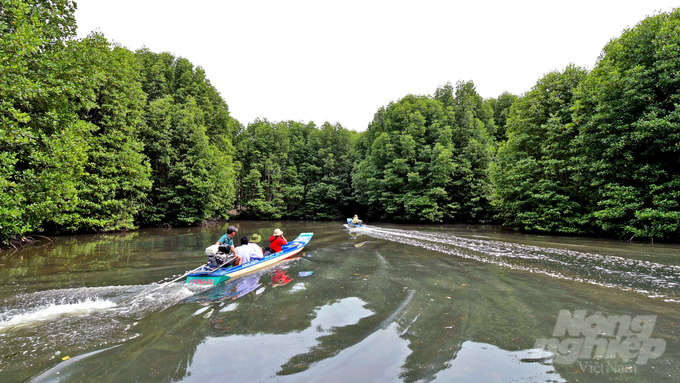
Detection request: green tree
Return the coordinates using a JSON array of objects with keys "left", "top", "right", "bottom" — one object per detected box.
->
[
  {"left": 1, "top": 1, "right": 152, "bottom": 239},
  {"left": 453, "top": 81, "right": 496, "bottom": 141},
  {"left": 281, "top": 121, "right": 313, "bottom": 217},
  {"left": 302, "top": 122, "right": 357, "bottom": 219},
  {"left": 234, "top": 118, "right": 291, "bottom": 218},
  {"left": 354, "top": 90, "right": 493, "bottom": 222},
  {"left": 0, "top": 0, "right": 82, "bottom": 241},
  {"left": 135, "top": 50, "right": 238, "bottom": 225},
  {"left": 486, "top": 92, "right": 518, "bottom": 141},
  {"left": 140, "top": 96, "right": 231, "bottom": 225},
  {"left": 234, "top": 119, "right": 356, "bottom": 220},
  {"left": 491, "top": 65, "right": 588, "bottom": 233},
  {"left": 49, "top": 37, "right": 152, "bottom": 233},
  {"left": 573, "top": 9, "right": 680, "bottom": 239}
]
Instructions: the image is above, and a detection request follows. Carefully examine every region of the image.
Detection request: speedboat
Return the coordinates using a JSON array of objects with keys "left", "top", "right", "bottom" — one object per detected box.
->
[{"left": 346, "top": 218, "right": 364, "bottom": 228}]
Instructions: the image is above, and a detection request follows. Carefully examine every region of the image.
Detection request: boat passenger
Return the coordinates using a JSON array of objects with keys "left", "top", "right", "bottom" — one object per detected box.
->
[
  {"left": 269, "top": 229, "right": 288, "bottom": 253},
  {"left": 233, "top": 236, "right": 264, "bottom": 266},
  {"left": 352, "top": 215, "right": 360, "bottom": 224},
  {"left": 215, "top": 225, "right": 238, "bottom": 254}
]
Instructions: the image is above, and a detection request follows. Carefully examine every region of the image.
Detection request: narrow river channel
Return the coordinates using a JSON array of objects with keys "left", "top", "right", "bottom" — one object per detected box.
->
[{"left": 1, "top": 221, "right": 678, "bottom": 382}]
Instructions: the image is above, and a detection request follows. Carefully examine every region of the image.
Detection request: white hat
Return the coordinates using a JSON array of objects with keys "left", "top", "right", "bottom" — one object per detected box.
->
[{"left": 273, "top": 228, "right": 283, "bottom": 236}]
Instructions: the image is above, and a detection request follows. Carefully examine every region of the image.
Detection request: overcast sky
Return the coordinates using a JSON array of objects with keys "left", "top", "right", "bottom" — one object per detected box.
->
[{"left": 75, "top": 1, "right": 677, "bottom": 132}]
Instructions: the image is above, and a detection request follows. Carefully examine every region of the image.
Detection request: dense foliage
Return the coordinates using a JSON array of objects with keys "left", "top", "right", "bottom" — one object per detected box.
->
[
  {"left": 353, "top": 82, "right": 494, "bottom": 223},
  {"left": 492, "top": 65, "right": 589, "bottom": 233},
  {"left": 235, "top": 119, "right": 357, "bottom": 219},
  {"left": 486, "top": 91, "right": 519, "bottom": 141},
  {"left": 493, "top": 10, "right": 680, "bottom": 240},
  {"left": 2, "top": 0, "right": 80, "bottom": 240},
  {"left": 2, "top": 1, "right": 678, "bottom": 243},
  {"left": 0, "top": 0, "right": 238, "bottom": 244},
  {"left": 135, "top": 49, "right": 238, "bottom": 226},
  {"left": 573, "top": 9, "right": 680, "bottom": 239},
  {"left": 1, "top": 0, "right": 151, "bottom": 239}
]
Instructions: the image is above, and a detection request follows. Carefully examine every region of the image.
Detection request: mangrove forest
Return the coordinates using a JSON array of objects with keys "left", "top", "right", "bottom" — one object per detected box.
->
[{"left": 1, "top": 0, "right": 679, "bottom": 243}]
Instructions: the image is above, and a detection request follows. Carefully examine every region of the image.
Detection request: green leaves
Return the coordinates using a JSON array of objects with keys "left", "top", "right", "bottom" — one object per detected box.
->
[
  {"left": 0, "top": 1, "right": 239, "bottom": 242},
  {"left": 55, "top": 41, "right": 151, "bottom": 233},
  {"left": 574, "top": 9, "right": 680, "bottom": 239},
  {"left": 3, "top": 0, "right": 679, "bottom": 242},
  {"left": 354, "top": 86, "right": 494, "bottom": 223},
  {"left": 234, "top": 120, "right": 356, "bottom": 220},
  {"left": 492, "top": 65, "right": 588, "bottom": 234},
  {"left": 132, "top": 49, "right": 239, "bottom": 227},
  {"left": 491, "top": 9, "right": 680, "bottom": 240},
  {"left": 0, "top": 0, "right": 96, "bottom": 240}
]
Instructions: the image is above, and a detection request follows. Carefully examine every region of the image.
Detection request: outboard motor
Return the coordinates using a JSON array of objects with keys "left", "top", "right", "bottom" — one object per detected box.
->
[
  {"left": 219, "top": 253, "right": 237, "bottom": 267},
  {"left": 205, "top": 245, "right": 219, "bottom": 257},
  {"left": 205, "top": 245, "right": 237, "bottom": 268}
]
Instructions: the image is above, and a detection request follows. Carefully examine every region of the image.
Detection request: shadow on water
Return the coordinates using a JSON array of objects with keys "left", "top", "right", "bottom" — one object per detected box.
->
[{"left": 1, "top": 221, "right": 679, "bottom": 382}]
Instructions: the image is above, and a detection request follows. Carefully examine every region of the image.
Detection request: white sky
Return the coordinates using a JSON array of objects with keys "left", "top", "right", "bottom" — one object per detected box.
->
[{"left": 75, "top": 0, "right": 677, "bottom": 132}]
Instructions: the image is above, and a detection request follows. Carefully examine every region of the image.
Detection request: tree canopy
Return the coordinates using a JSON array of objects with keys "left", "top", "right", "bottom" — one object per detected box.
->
[
  {"left": 2, "top": 2, "right": 679, "bottom": 244},
  {"left": 234, "top": 119, "right": 357, "bottom": 220},
  {"left": 492, "top": 9, "right": 680, "bottom": 240},
  {"left": 492, "top": 65, "right": 589, "bottom": 233},
  {"left": 573, "top": 9, "right": 680, "bottom": 239},
  {"left": 136, "top": 50, "right": 238, "bottom": 226},
  {"left": 0, "top": 0, "right": 238, "bottom": 243},
  {"left": 353, "top": 84, "right": 494, "bottom": 223}
]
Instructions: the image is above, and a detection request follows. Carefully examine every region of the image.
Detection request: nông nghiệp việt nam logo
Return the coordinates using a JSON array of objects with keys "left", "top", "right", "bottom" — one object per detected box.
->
[{"left": 534, "top": 310, "right": 666, "bottom": 365}]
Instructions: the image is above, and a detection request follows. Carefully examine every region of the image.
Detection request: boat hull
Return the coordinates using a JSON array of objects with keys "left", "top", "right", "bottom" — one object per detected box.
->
[
  {"left": 346, "top": 218, "right": 364, "bottom": 228},
  {"left": 185, "top": 274, "right": 231, "bottom": 285},
  {"left": 186, "top": 232, "right": 313, "bottom": 285}
]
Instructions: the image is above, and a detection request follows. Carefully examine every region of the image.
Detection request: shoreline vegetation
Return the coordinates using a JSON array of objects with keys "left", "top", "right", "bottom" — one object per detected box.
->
[{"left": 1, "top": 1, "right": 679, "bottom": 250}]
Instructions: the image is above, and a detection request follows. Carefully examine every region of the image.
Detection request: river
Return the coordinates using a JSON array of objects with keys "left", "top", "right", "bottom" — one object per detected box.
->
[{"left": 0, "top": 221, "right": 678, "bottom": 382}]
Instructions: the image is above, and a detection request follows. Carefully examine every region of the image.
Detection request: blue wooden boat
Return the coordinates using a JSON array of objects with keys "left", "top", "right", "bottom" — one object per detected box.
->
[
  {"left": 186, "top": 232, "right": 313, "bottom": 285},
  {"left": 346, "top": 218, "right": 364, "bottom": 228}
]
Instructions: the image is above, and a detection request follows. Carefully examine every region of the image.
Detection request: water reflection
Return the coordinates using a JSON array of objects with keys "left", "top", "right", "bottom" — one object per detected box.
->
[
  {"left": 431, "top": 341, "right": 564, "bottom": 382},
  {"left": 185, "top": 297, "right": 375, "bottom": 382},
  {"left": 272, "top": 269, "right": 294, "bottom": 287},
  {"left": 2, "top": 221, "right": 679, "bottom": 383},
  {"left": 278, "top": 322, "right": 411, "bottom": 383},
  {"left": 184, "top": 266, "right": 296, "bottom": 304}
]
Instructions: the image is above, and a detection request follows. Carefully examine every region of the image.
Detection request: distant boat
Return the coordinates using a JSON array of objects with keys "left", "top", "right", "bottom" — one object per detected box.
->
[
  {"left": 346, "top": 218, "right": 364, "bottom": 228},
  {"left": 186, "top": 233, "right": 313, "bottom": 285}
]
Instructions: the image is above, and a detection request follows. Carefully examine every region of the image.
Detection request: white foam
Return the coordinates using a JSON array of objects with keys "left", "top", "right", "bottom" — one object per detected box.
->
[
  {"left": 219, "top": 303, "right": 239, "bottom": 312},
  {"left": 192, "top": 306, "right": 211, "bottom": 316},
  {"left": 0, "top": 299, "right": 117, "bottom": 331},
  {"left": 358, "top": 226, "right": 680, "bottom": 303}
]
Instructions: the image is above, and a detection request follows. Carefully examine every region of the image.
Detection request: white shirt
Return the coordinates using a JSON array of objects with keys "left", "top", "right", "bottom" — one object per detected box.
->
[{"left": 235, "top": 243, "right": 263, "bottom": 264}]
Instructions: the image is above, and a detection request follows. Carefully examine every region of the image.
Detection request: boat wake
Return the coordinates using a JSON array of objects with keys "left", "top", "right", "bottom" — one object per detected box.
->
[
  {"left": 0, "top": 283, "right": 205, "bottom": 331},
  {"left": 0, "top": 282, "right": 208, "bottom": 368},
  {"left": 0, "top": 298, "right": 117, "bottom": 332},
  {"left": 353, "top": 226, "right": 680, "bottom": 302}
]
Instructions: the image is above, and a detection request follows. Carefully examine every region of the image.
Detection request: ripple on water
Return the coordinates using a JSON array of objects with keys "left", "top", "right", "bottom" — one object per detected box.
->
[
  {"left": 0, "top": 282, "right": 208, "bottom": 372},
  {"left": 353, "top": 226, "right": 680, "bottom": 302}
]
